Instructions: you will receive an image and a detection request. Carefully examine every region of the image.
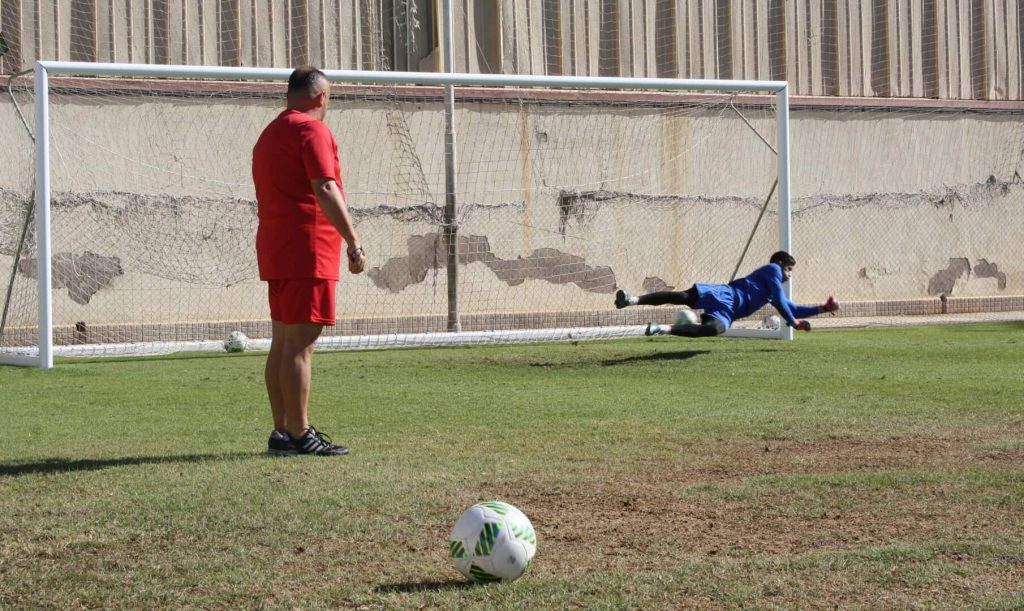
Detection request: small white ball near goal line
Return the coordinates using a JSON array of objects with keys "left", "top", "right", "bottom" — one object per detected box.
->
[
  {"left": 675, "top": 309, "right": 699, "bottom": 325},
  {"left": 224, "top": 331, "right": 249, "bottom": 353},
  {"left": 762, "top": 315, "right": 782, "bottom": 330}
]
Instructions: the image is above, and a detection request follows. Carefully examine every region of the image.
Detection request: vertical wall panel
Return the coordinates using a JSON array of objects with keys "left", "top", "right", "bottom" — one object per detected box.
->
[
  {"left": 336, "top": 1, "right": 353, "bottom": 70},
  {"left": 642, "top": 0, "right": 655, "bottom": 77},
  {"left": 893, "top": 0, "right": 908, "bottom": 96},
  {"left": 909, "top": 0, "right": 924, "bottom": 97},
  {"left": 149, "top": 0, "right": 169, "bottom": 65},
  {"left": 597, "top": 0, "right": 617, "bottom": 76},
  {"left": 95, "top": 0, "right": 112, "bottom": 62},
  {"left": 568, "top": 0, "right": 583, "bottom": 75},
  {"left": 69, "top": 0, "right": 96, "bottom": 61},
  {"left": 653, "top": 0, "right": 676, "bottom": 78},
  {"left": 669, "top": 0, "right": 685, "bottom": 78},
  {"left": 36, "top": 0, "right": 56, "bottom": 61},
  {"left": 510, "top": 1, "right": 524, "bottom": 73},
  {"left": 991, "top": 0, "right": 1007, "bottom": 98},
  {"left": 1008, "top": 0, "right": 1021, "bottom": 99},
  {"left": 869, "top": 0, "right": 890, "bottom": 96},
  {"left": 531, "top": 0, "right": 546, "bottom": 74},
  {"left": 238, "top": 0, "right": 252, "bottom": 65},
  {"left": 1018, "top": 0, "right": 1024, "bottom": 99},
  {"left": 686, "top": 1, "right": 700, "bottom": 78},
  {"left": 558, "top": 0, "right": 571, "bottom": 74},
  {"left": 969, "top": 0, "right": 986, "bottom": 98},
  {"left": 767, "top": 0, "right": 785, "bottom": 83},
  {"left": 807, "top": 0, "right": 823, "bottom": 95},
  {"left": 935, "top": 0, "right": 948, "bottom": 97},
  {"left": 921, "top": 0, "right": 939, "bottom": 98},
  {"left": 858, "top": 0, "right": 873, "bottom": 95},
  {"left": 787, "top": 1, "right": 801, "bottom": 93},
  {"left": 754, "top": 1, "right": 769, "bottom": 81},
  {"left": 906, "top": 0, "right": 919, "bottom": 96},
  {"left": 837, "top": 0, "right": 852, "bottom": 96},
  {"left": 889, "top": 0, "right": 903, "bottom": 95},
  {"left": 701, "top": 0, "right": 715, "bottom": 78},
  {"left": 714, "top": 0, "right": 732, "bottom": 80},
  {"left": 270, "top": 0, "right": 284, "bottom": 67},
  {"left": 0, "top": 0, "right": 24, "bottom": 72},
  {"left": 821, "top": 0, "right": 840, "bottom": 96},
  {"left": 942, "top": 0, "right": 960, "bottom": 97},
  {"left": 472, "top": 0, "right": 503, "bottom": 73},
  {"left": 790, "top": 0, "right": 806, "bottom": 93},
  {"left": 620, "top": 0, "right": 632, "bottom": 76},
  {"left": 736, "top": 1, "right": 751, "bottom": 81},
  {"left": 618, "top": 0, "right": 633, "bottom": 76},
  {"left": 954, "top": 0, "right": 970, "bottom": 97},
  {"left": 289, "top": 0, "right": 307, "bottom": 67}
]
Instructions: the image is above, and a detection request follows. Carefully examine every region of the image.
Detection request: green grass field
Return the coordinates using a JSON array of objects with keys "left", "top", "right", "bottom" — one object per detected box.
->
[{"left": 2, "top": 323, "right": 1023, "bottom": 609}]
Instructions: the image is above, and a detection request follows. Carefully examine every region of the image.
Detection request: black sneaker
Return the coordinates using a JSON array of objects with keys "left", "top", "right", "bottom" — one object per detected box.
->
[
  {"left": 268, "top": 429, "right": 292, "bottom": 456},
  {"left": 614, "top": 289, "right": 631, "bottom": 309},
  {"left": 290, "top": 426, "right": 350, "bottom": 456}
]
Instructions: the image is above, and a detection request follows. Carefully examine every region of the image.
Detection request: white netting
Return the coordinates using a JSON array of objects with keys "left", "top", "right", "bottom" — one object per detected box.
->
[
  {"left": 0, "top": 70, "right": 786, "bottom": 360},
  {"left": 788, "top": 103, "right": 1024, "bottom": 327}
]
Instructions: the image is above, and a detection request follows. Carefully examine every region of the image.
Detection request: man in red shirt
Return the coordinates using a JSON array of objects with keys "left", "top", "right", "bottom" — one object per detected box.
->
[{"left": 252, "top": 66, "right": 366, "bottom": 456}]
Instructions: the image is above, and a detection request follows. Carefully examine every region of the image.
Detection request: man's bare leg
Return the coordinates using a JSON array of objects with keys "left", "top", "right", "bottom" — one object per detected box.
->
[{"left": 267, "top": 320, "right": 323, "bottom": 438}]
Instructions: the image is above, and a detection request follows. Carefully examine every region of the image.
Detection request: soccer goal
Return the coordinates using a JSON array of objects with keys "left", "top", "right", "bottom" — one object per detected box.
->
[{"left": 0, "top": 62, "right": 792, "bottom": 367}]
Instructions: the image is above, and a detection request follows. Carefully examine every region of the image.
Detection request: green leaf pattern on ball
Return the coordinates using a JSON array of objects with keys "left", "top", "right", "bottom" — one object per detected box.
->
[
  {"left": 479, "top": 501, "right": 510, "bottom": 515},
  {"left": 449, "top": 540, "right": 468, "bottom": 559},
  {"left": 509, "top": 522, "right": 536, "bottom": 545},
  {"left": 469, "top": 564, "right": 502, "bottom": 582},
  {"left": 473, "top": 522, "right": 502, "bottom": 556}
]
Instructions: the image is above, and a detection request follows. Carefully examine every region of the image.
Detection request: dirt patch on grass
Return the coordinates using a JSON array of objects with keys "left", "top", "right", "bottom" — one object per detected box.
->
[{"left": 485, "top": 434, "right": 1024, "bottom": 577}]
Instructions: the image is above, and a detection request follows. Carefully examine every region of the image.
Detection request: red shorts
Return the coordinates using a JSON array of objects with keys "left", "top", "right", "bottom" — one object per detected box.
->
[{"left": 267, "top": 279, "right": 336, "bottom": 325}]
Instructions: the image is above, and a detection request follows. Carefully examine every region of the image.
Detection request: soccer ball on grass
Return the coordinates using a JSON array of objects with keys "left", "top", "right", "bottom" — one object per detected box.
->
[
  {"left": 449, "top": 500, "right": 537, "bottom": 582},
  {"left": 675, "top": 308, "right": 699, "bottom": 325},
  {"left": 224, "top": 331, "right": 249, "bottom": 353}
]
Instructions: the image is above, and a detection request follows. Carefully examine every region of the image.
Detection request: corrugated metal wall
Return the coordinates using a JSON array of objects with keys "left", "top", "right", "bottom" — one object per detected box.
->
[{"left": 0, "top": 0, "right": 1021, "bottom": 100}]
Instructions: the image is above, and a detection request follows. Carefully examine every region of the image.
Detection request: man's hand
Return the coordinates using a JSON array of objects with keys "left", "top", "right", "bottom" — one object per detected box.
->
[
  {"left": 794, "top": 320, "right": 812, "bottom": 332},
  {"left": 347, "top": 245, "right": 366, "bottom": 274},
  {"left": 822, "top": 296, "right": 839, "bottom": 316}
]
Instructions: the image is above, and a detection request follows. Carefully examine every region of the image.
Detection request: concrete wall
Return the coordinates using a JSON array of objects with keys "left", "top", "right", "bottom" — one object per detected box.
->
[{"left": 1, "top": 89, "right": 1022, "bottom": 344}]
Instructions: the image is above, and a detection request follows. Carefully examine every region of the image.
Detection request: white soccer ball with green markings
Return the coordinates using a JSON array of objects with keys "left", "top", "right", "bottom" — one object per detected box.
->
[
  {"left": 675, "top": 308, "right": 699, "bottom": 325},
  {"left": 223, "top": 331, "right": 249, "bottom": 353},
  {"left": 449, "top": 500, "right": 537, "bottom": 582}
]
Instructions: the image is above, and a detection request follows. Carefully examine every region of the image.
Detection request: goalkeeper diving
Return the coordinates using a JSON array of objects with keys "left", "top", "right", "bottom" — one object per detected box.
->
[{"left": 615, "top": 251, "right": 839, "bottom": 337}]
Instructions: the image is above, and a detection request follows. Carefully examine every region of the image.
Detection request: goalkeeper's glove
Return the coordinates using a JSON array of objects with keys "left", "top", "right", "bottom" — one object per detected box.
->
[
  {"left": 821, "top": 296, "right": 839, "bottom": 315},
  {"left": 794, "top": 320, "right": 812, "bottom": 332}
]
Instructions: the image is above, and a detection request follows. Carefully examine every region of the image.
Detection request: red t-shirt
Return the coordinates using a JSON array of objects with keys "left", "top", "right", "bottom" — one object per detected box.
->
[{"left": 252, "top": 109, "right": 344, "bottom": 280}]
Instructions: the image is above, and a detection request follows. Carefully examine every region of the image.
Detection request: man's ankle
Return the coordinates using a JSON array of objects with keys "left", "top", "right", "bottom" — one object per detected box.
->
[{"left": 286, "top": 426, "right": 309, "bottom": 439}]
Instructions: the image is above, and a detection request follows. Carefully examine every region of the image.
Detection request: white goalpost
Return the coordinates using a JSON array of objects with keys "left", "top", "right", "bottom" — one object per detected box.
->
[{"left": 0, "top": 61, "right": 792, "bottom": 368}]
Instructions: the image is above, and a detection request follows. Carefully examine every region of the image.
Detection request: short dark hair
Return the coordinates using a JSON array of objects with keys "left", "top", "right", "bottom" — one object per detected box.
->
[
  {"left": 287, "top": 66, "right": 328, "bottom": 98},
  {"left": 769, "top": 250, "right": 796, "bottom": 267}
]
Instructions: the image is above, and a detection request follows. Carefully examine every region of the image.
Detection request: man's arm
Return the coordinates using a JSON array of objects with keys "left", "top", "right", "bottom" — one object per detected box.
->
[
  {"left": 783, "top": 298, "right": 840, "bottom": 331},
  {"left": 764, "top": 269, "right": 800, "bottom": 327},
  {"left": 311, "top": 178, "right": 365, "bottom": 273}
]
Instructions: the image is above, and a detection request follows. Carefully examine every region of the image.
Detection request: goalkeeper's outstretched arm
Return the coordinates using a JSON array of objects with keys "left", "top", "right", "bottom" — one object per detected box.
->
[{"left": 782, "top": 296, "right": 840, "bottom": 331}]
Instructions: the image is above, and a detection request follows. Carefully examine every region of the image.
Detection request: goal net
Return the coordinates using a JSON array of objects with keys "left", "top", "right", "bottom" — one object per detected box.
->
[{"left": 0, "top": 63, "right": 790, "bottom": 366}]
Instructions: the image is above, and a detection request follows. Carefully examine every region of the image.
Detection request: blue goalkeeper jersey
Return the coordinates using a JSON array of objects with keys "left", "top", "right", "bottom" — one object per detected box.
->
[{"left": 693, "top": 263, "right": 817, "bottom": 329}]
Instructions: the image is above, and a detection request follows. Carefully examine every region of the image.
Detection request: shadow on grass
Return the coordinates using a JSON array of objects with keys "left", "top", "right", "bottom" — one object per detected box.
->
[
  {"left": 0, "top": 451, "right": 262, "bottom": 477},
  {"left": 375, "top": 580, "right": 478, "bottom": 594},
  {"left": 600, "top": 350, "right": 709, "bottom": 366}
]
